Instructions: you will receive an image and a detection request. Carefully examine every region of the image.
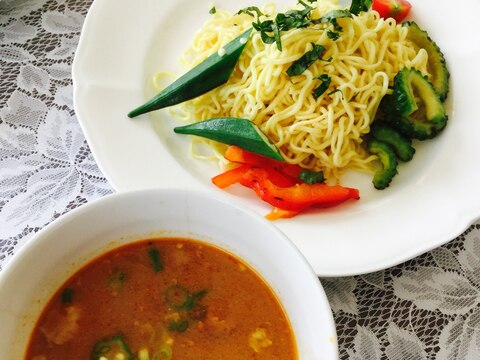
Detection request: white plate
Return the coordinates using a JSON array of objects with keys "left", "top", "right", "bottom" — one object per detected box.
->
[{"left": 73, "top": 0, "right": 480, "bottom": 276}]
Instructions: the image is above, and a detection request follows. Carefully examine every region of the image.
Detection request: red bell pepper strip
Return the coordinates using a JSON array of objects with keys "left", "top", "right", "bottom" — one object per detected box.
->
[
  {"left": 224, "top": 145, "right": 303, "bottom": 178},
  {"left": 212, "top": 164, "right": 297, "bottom": 189},
  {"left": 240, "top": 167, "right": 359, "bottom": 212},
  {"left": 372, "top": 0, "right": 412, "bottom": 23},
  {"left": 212, "top": 146, "right": 360, "bottom": 219},
  {"left": 211, "top": 165, "right": 251, "bottom": 189}
]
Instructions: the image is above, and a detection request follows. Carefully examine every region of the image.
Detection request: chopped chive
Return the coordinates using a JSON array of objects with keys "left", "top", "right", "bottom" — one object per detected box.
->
[
  {"left": 167, "top": 319, "right": 189, "bottom": 333},
  {"left": 108, "top": 271, "right": 126, "bottom": 292},
  {"left": 165, "top": 285, "right": 190, "bottom": 309},
  {"left": 61, "top": 288, "right": 74, "bottom": 304},
  {"left": 148, "top": 248, "right": 164, "bottom": 273}
]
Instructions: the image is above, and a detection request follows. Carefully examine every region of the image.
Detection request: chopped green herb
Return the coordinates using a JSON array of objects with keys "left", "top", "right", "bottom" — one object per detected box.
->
[
  {"left": 330, "top": 18, "right": 343, "bottom": 32},
  {"left": 315, "top": 9, "right": 352, "bottom": 23},
  {"left": 327, "top": 30, "right": 340, "bottom": 41},
  {"left": 299, "top": 169, "right": 325, "bottom": 184},
  {"left": 252, "top": 20, "right": 280, "bottom": 48},
  {"left": 108, "top": 271, "right": 126, "bottom": 292},
  {"left": 61, "top": 288, "right": 74, "bottom": 304},
  {"left": 167, "top": 319, "right": 189, "bottom": 333},
  {"left": 244, "top": 0, "right": 368, "bottom": 51},
  {"left": 349, "top": 0, "right": 372, "bottom": 16},
  {"left": 184, "top": 290, "right": 208, "bottom": 311},
  {"left": 209, "top": 6, "right": 216, "bottom": 14},
  {"left": 328, "top": 88, "right": 344, "bottom": 98},
  {"left": 237, "top": 6, "right": 263, "bottom": 17},
  {"left": 286, "top": 43, "right": 326, "bottom": 76},
  {"left": 148, "top": 248, "right": 164, "bottom": 273},
  {"left": 249, "top": 0, "right": 313, "bottom": 51},
  {"left": 313, "top": 74, "right": 332, "bottom": 99},
  {"left": 349, "top": 92, "right": 360, "bottom": 102},
  {"left": 276, "top": 1, "right": 313, "bottom": 30},
  {"left": 310, "top": 9, "right": 352, "bottom": 33},
  {"left": 164, "top": 285, "right": 208, "bottom": 332},
  {"left": 165, "top": 285, "right": 208, "bottom": 311}
]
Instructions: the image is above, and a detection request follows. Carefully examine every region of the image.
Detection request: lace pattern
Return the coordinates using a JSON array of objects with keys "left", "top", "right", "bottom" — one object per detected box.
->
[{"left": 1, "top": 1, "right": 479, "bottom": 359}]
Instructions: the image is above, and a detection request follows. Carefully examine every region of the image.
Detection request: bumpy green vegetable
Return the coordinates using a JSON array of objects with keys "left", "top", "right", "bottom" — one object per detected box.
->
[
  {"left": 174, "top": 117, "right": 284, "bottom": 161},
  {"left": 403, "top": 21, "right": 449, "bottom": 100},
  {"left": 368, "top": 139, "right": 398, "bottom": 190},
  {"left": 371, "top": 125, "right": 415, "bottom": 162},
  {"left": 128, "top": 28, "right": 253, "bottom": 118},
  {"left": 388, "top": 68, "right": 447, "bottom": 140}
]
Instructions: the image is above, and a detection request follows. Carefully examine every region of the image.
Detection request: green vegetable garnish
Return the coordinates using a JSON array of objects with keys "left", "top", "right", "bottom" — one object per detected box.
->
[
  {"left": 92, "top": 335, "right": 134, "bottom": 360},
  {"left": 313, "top": 74, "right": 332, "bottom": 99},
  {"left": 298, "top": 169, "right": 325, "bottom": 184},
  {"left": 209, "top": 6, "right": 216, "bottom": 14},
  {"left": 128, "top": 28, "right": 253, "bottom": 118},
  {"left": 327, "top": 30, "right": 341, "bottom": 40},
  {"left": 328, "top": 88, "right": 343, "bottom": 98},
  {"left": 184, "top": 290, "right": 208, "bottom": 311},
  {"left": 174, "top": 117, "right": 284, "bottom": 161},
  {"left": 61, "top": 288, "right": 74, "bottom": 304},
  {"left": 250, "top": 0, "right": 314, "bottom": 51},
  {"left": 371, "top": 125, "right": 415, "bottom": 162},
  {"left": 368, "top": 139, "right": 398, "bottom": 190},
  {"left": 165, "top": 285, "right": 207, "bottom": 311},
  {"left": 286, "top": 43, "right": 326, "bottom": 76},
  {"left": 164, "top": 286, "right": 208, "bottom": 332},
  {"left": 403, "top": 21, "right": 449, "bottom": 101},
  {"left": 314, "top": 9, "right": 352, "bottom": 24},
  {"left": 148, "top": 248, "right": 163, "bottom": 273},
  {"left": 389, "top": 67, "right": 447, "bottom": 140},
  {"left": 237, "top": 6, "right": 263, "bottom": 17},
  {"left": 167, "top": 319, "right": 189, "bottom": 333},
  {"left": 108, "top": 271, "right": 126, "bottom": 292},
  {"left": 349, "top": 0, "right": 372, "bottom": 16}
]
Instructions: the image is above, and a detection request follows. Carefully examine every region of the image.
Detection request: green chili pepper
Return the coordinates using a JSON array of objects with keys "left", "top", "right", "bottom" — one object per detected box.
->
[
  {"left": 128, "top": 28, "right": 253, "bottom": 118},
  {"left": 174, "top": 117, "right": 284, "bottom": 161}
]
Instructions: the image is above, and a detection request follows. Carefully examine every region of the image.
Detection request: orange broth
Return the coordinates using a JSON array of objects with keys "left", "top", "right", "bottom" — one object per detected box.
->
[{"left": 25, "top": 238, "right": 297, "bottom": 360}]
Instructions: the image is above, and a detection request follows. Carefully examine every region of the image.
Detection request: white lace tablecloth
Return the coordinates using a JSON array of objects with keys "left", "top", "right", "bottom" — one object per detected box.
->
[{"left": 1, "top": 1, "right": 479, "bottom": 359}]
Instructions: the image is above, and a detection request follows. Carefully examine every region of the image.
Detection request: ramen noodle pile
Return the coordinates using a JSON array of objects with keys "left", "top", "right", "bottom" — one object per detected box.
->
[{"left": 169, "top": 0, "right": 430, "bottom": 180}]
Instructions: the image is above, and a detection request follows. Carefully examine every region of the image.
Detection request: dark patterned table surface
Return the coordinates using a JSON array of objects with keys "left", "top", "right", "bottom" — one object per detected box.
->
[{"left": 1, "top": 1, "right": 479, "bottom": 359}]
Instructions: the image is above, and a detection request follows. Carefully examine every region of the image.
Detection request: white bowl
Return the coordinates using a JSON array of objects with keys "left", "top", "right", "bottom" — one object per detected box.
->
[{"left": 0, "top": 189, "right": 338, "bottom": 359}]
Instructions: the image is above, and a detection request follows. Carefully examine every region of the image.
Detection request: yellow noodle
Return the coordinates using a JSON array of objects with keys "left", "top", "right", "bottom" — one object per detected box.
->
[{"left": 171, "top": 1, "right": 430, "bottom": 180}]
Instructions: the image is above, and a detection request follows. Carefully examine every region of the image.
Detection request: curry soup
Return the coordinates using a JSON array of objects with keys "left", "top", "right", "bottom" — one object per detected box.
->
[{"left": 25, "top": 238, "right": 297, "bottom": 360}]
